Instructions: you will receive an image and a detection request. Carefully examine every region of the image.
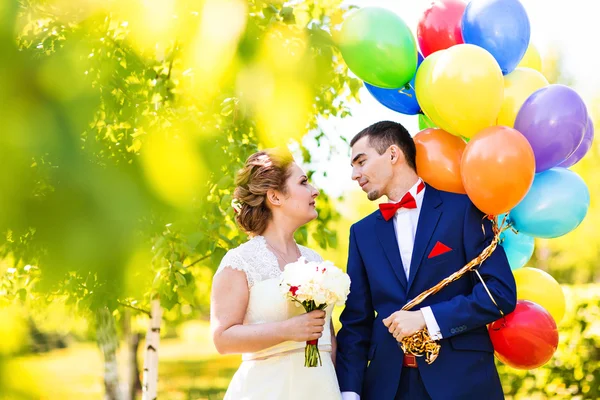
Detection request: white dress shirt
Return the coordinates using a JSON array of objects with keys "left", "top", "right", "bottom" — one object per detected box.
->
[{"left": 341, "top": 179, "right": 442, "bottom": 400}]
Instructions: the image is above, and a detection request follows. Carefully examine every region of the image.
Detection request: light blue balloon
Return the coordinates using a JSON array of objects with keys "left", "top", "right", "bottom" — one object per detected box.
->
[
  {"left": 461, "top": 0, "right": 531, "bottom": 74},
  {"left": 510, "top": 168, "right": 590, "bottom": 238},
  {"left": 500, "top": 229, "right": 534, "bottom": 271},
  {"left": 496, "top": 213, "right": 510, "bottom": 226}
]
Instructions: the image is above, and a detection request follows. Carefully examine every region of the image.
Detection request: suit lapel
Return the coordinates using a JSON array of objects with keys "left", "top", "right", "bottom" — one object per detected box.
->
[
  {"left": 375, "top": 214, "right": 408, "bottom": 291},
  {"left": 407, "top": 184, "right": 443, "bottom": 292}
]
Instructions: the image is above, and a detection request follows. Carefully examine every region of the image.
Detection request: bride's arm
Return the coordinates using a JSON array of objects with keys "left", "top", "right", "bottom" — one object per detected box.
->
[{"left": 211, "top": 267, "right": 326, "bottom": 355}]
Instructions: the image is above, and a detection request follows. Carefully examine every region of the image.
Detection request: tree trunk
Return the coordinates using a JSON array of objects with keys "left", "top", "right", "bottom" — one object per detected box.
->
[
  {"left": 96, "top": 306, "right": 122, "bottom": 400},
  {"left": 142, "top": 299, "right": 162, "bottom": 400},
  {"left": 122, "top": 310, "right": 142, "bottom": 400}
]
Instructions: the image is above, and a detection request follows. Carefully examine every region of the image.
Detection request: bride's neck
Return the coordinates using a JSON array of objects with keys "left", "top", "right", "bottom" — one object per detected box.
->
[{"left": 261, "top": 218, "right": 297, "bottom": 252}]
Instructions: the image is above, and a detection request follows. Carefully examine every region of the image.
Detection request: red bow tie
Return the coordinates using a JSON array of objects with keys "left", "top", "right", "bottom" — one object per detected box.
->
[{"left": 379, "top": 181, "right": 425, "bottom": 221}]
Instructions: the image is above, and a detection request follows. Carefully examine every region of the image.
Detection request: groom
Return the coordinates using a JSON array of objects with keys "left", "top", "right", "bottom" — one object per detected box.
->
[{"left": 336, "top": 121, "right": 517, "bottom": 400}]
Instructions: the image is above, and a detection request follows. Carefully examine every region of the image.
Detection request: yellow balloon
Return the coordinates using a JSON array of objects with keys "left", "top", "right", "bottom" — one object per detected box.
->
[
  {"left": 497, "top": 67, "right": 549, "bottom": 127},
  {"left": 415, "top": 51, "right": 454, "bottom": 133},
  {"left": 518, "top": 43, "right": 542, "bottom": 72},
  {"left": 428, "top": 44, "right": 504, "bottom": 139},
  {"left": 514, "top": 267, "right": 566, "bottom": 324}
]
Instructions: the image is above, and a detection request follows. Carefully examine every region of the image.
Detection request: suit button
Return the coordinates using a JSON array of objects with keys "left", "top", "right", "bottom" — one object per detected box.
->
[{"left": 451, "top": 328, "right": 456, "bottom": 334}]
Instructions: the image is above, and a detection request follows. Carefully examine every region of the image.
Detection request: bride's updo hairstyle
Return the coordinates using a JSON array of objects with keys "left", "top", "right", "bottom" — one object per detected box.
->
[{"left": 233, "top": 149, "right": 294, "bottom": 235}]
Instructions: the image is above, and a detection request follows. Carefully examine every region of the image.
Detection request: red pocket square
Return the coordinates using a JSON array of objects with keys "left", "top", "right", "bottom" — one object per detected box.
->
[{"left": 428, "top": 241, "right": 452, "bottom": 259}]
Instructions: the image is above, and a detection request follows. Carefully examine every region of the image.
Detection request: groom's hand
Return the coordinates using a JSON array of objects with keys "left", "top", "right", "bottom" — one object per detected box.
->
[{"left": 383, "top": 310, "right": 426, "bottom": 341}]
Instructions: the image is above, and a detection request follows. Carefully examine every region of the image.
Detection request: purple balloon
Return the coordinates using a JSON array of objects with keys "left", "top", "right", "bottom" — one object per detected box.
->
[
  {"left": 558, "top": 116, "right": 595, "bottom": 168},
  {"left": 515, "top": 85, "right": 588, "bottom": 172}
]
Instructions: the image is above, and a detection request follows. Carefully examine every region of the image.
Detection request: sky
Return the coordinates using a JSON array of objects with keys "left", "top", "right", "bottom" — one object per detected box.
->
[{"left": 307, "top": 0, "right": 600, "bottom": 199}]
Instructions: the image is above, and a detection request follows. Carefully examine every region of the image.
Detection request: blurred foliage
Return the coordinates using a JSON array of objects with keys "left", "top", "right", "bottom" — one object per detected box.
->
[
  {"left": 0, "top": 0, "right": 360, "bottom": 395},
  {"left": 0, "top": 0, "right": 360, "bottom": 324}
]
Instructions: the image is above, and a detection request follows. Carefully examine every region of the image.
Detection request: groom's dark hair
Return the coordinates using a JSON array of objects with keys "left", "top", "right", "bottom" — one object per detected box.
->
[{"left": 350, "top": 121, "right": 417, "bottom": 171}]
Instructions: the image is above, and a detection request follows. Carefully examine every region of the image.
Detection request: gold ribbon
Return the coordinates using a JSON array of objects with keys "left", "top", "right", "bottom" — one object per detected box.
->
[{"left": 398, "top": 215, "right": 510, "bottom": 364}]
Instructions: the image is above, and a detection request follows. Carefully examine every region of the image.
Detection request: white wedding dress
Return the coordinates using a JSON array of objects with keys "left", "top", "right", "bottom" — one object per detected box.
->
[{"left": 215, "top": 235, "right": 342, "bottom": 400}]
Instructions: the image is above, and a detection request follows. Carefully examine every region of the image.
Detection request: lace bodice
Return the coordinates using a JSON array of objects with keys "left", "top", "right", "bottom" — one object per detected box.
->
[
  {"left": 216, "top": 235, "right": 323, "bottom": 288},
  {"left": 215, "top": 236, "right": 332, "bottom": 361}
]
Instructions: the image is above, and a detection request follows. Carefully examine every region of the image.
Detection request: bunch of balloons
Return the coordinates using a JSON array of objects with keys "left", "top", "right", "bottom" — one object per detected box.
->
[{"left": 339, "top": 0, "right": 594, "bottom": 371}]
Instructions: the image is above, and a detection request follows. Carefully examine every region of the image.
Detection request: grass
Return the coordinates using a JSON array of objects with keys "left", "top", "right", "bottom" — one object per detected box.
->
[{"left": 3, "top": 321, "right": 239, "bottom": 400}]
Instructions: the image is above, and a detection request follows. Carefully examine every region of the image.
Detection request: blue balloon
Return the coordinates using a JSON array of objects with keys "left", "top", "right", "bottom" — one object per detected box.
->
[
  {"left": 461, "top": 0, "right": 531, "bottom": 75},
  {"left": 364, "top": 53, "right": 424, "bottom": 115},
  {"left": 510, "top": 168, "right": 590, "bottom": 238},
  {"left": 500, "top": 228, "right": 534, "bottom": 271}
]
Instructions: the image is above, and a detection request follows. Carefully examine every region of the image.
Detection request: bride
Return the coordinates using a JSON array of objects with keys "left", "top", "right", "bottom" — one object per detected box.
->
[{"left": 210, "top": 149, "right": 342, "bottom": 399}]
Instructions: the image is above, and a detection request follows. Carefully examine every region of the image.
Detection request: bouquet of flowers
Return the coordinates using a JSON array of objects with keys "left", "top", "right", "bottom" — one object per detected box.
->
[{"left": 280, "top": 257, "right": 351, "bottom": 367}]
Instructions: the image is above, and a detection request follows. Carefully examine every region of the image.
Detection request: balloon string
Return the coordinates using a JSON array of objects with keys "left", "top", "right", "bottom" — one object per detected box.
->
[
  {"left": 474, "top": 268, "right": 504, "bottom": 317},
  {"left": 398, "top": 215, "right": 512, "bottom": 364},
  {"left": 398, "top": 82, "right": 415, "bottom": 98}
]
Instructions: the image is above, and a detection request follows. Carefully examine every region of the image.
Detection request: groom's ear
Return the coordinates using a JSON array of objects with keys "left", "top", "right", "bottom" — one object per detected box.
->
[
  {"left": 389, "top": 145, "right": 401, "bottom": 164},
  {"left": 266, "top": 189, "right": 281, "bottom": 206}
]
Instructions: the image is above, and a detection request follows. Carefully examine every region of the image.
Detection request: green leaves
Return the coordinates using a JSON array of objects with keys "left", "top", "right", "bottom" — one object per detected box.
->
[
  {"left": 174, "top": 271, "right": 187, "bottom": 287},
  {"left": 280, "top": 7, "right": 296, "bottom": 24},
  {"left": 295, "top": 226, "right": 308, "bottom": 245},
  {"left": 3, "top": 0, "right": 356, "bottom": 325},
  {"left": 211, "top": 247, "right": 227, "bottom": 267},
  {"left": 262, "top": 4, "right": 296, "bottom": 25}
]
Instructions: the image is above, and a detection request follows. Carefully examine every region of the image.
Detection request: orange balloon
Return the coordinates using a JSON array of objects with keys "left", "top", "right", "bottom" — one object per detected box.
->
[
  {"left": 415, "top": 128, "right": 466, "bottom": 194},
  {"left": 461, "top": 126, "right": 535, "bottom": 215}
]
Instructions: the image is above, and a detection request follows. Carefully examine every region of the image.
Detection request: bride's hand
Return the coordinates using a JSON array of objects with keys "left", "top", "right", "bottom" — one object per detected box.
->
[{"left": 282, "top": 310, "right": 326, "bottom": 342}]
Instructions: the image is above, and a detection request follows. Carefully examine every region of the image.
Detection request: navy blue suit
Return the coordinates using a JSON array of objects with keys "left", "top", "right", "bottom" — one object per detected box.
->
[{"left": 336, "top": 184, "right": 517, "bottom": 400}]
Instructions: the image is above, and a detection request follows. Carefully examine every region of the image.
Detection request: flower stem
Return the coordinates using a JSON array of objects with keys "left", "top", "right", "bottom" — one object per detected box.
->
[{"left": 302, "top": 300, "right": 326, "bottom": 367}]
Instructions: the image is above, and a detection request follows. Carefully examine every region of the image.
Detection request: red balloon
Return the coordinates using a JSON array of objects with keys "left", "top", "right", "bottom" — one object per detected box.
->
[
  {"left": 417, "top": 0, "right": 467, "bottom": 57},
  {"left": 489, "top": 300, "right": 559, "bottom": 370}
]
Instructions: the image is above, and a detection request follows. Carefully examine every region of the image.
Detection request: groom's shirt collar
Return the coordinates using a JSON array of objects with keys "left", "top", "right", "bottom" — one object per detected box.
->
[{"left": 389, "top": 177, "right": 426, "bottom": 208}]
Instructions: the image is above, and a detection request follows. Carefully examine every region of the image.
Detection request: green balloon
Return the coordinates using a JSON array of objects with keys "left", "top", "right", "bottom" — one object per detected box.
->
[
  {"left": 418, "top": 113, "right": 437, "bottom": 130},
  {"left": 339, "top": 7, "right": 417, "bottom": 88},
  {"left": 417, "top": 113, "right": 470, "bottom": 143}
]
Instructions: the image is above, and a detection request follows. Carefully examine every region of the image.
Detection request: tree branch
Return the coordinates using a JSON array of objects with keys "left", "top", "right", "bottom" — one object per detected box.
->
[
  {"left": 117, "top": 300, "right": 151, "bottom": 317},
  {"left": 166, "top": 40, "right": 179, "bottom": 81},
  {"left": 184, "top": 253, "right": 211, "bottom": 269}
]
